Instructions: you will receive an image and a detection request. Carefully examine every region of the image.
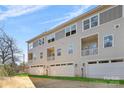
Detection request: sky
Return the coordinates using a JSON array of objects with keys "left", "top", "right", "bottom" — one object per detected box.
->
[{"left": 0, "top": 5, "right": 97, "bottom": 62}]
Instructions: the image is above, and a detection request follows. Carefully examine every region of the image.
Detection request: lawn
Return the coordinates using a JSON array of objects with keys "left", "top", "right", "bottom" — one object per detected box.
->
[
  {"left": 16, "top": 73, "right": 29, "bottom": 77},
  {"left": 26, "top": 74, "right": 124, "bottom": 85}
]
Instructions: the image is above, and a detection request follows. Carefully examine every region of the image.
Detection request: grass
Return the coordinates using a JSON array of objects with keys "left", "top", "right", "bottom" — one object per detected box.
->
[
  {"left": 16, "top": 73, "right": 29, "bottom": 77},
  {"left": 28, "top": 74, "right": 124, "bottom": 85}
]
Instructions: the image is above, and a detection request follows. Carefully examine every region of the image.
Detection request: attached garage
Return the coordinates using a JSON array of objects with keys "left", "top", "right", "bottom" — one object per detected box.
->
[
  {"left": 49, "top": 63, "right": 75, "bottom": 76},
  {"left": 29, "top": 65, "right": 45, "bottom": 75},
  {"left": 87, "top": 59, "right": 124, "bottom": 79}
]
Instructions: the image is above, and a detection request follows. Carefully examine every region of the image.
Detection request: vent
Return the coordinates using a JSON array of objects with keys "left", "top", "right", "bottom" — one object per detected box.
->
[{"left": 100, "top": 5, "right": 122, "bottom": 24}]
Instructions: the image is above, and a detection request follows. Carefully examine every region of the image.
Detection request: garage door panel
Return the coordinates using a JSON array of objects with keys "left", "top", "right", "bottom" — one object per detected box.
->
[
  {"left": 29, "top": 67, "right": 44, "bottom": 75},
  {"left": 87, "top": 62, "right": 124, "bottom": 79},
  {"left": 50, "top": 65, "right": 74, "bottom": 76}
]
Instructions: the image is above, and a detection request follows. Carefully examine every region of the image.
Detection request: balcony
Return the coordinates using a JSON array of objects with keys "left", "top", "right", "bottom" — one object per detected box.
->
[
  {"left": 81, "top": 48, "right": 98, "bottom": 56},
  {"left": 81, "top": 34, "right": 98, "bottom": 56}
]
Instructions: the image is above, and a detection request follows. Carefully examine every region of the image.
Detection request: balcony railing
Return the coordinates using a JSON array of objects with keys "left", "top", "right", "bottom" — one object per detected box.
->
[
  {"left": 81, "top": 48, "right": 98, "bottom": 56},
  {"left": 47, "top": 56, "right": 55, "bottom": 61}
]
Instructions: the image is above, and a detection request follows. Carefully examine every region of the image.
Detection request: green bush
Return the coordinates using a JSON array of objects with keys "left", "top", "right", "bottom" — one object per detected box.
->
[{"left": 0, "top": 65, "right": 16, "bottom": 77}]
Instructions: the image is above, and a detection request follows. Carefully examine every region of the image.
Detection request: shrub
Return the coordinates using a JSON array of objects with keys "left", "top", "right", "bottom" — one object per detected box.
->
[{"left": 0, "top": 65, "right": 16, "bottom": 77}]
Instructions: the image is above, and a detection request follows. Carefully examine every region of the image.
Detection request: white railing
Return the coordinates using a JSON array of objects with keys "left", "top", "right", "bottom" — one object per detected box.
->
[
  {"left": 81, "top": 48, "right": 98, "bottom": 56},
  {"left": 47, "top": 56, "right": 55, "bottom": 61}
]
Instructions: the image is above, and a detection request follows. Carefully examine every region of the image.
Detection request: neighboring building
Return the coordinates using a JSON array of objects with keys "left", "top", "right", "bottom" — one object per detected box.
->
[{"left": 27, "top": 5, "right": 124, "bottom": 79}]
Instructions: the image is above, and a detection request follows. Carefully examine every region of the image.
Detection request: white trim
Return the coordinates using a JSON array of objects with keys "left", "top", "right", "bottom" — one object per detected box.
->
[
  {"left": 103, "top": 34, "right": 114, "bottom": 48},
  {"left": 82, "top": 14, "right": 99, "bottom": 31},
  {"left": 65, "top": 22, "right": 77, "bottom": 37}
]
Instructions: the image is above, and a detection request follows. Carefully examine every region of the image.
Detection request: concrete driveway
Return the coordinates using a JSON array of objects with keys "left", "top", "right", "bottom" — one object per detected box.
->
[{"left": 29, "top": 77, "right": 124, "bottom": 88}]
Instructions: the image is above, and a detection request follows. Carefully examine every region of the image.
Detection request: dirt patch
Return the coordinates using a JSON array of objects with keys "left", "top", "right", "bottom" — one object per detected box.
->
[
  {"left": 0, "top": 76, "right": 35, "bottom": 88},
  {"left": 29, "top": 77, "right": 124, "bottom": 88}
]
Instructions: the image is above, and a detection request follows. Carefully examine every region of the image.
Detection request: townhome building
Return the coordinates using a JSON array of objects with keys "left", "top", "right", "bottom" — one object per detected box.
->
[{"left": 27, "top": 5, "right": 124, "bottom": 79}]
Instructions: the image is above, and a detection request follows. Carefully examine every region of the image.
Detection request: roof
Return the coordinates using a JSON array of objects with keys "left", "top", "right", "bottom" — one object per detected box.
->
[{"left": 26, "top": 5, "right": 112, "bottom": 43}]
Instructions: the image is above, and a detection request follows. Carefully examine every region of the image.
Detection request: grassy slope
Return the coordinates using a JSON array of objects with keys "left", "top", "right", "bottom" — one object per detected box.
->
[{"left": 28, "top": 74, "right": 124, "bottom": 85}]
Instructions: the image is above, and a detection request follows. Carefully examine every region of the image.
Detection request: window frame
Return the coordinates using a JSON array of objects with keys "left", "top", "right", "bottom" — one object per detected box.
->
[
  {"left": 82, "top": 14, "right": 99, "bottom": 31},
  {"left": 28, "top": 43, "right": 33, "bottom": 50},
  {"left": 57, "top": 48, "right": 62, "bottom": 56},
  {"left": 68, "top": 44, "right": 74, "bottom": 55},
  {"left": 83, "top": 18, "right": 90, "bottom": 30},
  {"left": 65, "top": 26, "right": 71, "bottom": 37},
  {"left": 40, "top": 52, "right": 43, "bottom": 59},
  {"left": 91, "top": 15, "right": 98, "bottom": 28},
  {"left": 103, "top": 34, "right": 114, "bottom": 48},
  {"left": 70, "top": 23, "right": 77, "bottom": 35}
]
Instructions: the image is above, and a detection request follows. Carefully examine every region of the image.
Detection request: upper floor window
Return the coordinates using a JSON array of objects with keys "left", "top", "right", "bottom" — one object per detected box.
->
[
  {"left": 91, "top": 15, "right": 98, "bottom": 27},
  {"left": 83, "top": 15, "right": 99, "bottom": 30},
  {"left": 47, "top": 34, "right": 55, "bottom": 43},
  {"left": 28, "top": 43, "right": 33, "bottom": 50},
  {"left": 39, "top": 38, "right": 44, "bottom": 45},
  {"left": 65, "top": 27, "right": 71, "bottom": 37},
  {"left": 28, "top": 53, "right": 33, "bottom": 60},
  {"left": 104, "top": 35, "right": 113, "bottom": 48},
  {"left": 71, "top": 24, "right": 76, "bottom": 35},
  {"left": 65, "top": 24, "right": 77, "bottom": 37},
  {"left": 33, "top": 40, "right": 39, "bottom": 48},
  {"left": 83, "top": 19, "right": 90, "bottom": 30},
  {"left": 40, "top": 52, "right": 43, "bottom": 59},
  {"left": 57, "top": 48, "right": 61, "bottom": 56}
]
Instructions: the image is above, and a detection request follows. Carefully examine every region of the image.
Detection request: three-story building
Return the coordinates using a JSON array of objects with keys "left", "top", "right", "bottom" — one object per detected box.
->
[{"left": 27, "top": 5, "right": 124, "bottom": 79}]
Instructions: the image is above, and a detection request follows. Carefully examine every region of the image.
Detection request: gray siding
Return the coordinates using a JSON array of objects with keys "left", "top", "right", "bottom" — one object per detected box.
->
[
  {"left": 100, "top": 5, "right": 122, "bottom": 24},
  {"left": 55, "top": 30, "right": 65, "bottom": 40}
]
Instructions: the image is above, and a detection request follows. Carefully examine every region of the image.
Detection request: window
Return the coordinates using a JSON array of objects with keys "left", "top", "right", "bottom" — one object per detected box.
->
[
  {"left": 91, "top": 15, "right": 98, "bottom": 27},
  {"left": 68, "top": 45, "right": 74, "bottom": 54},
  {"left": 66, "top": 27, "right": 71, "bottom": 37},
  {"left": 111, "top": 59, "right": 124, "bottom": 63},
  {"left": 51, "top": 65, "right": 55, "bottom": 67},
  {"left": 39, "top": 38, "right": 44, "bottom": 45},
  {"left": 56, "top": 64, "right": 60, "bottom": 66},
  {"left": 57, "top": 48, "right": 61, "bottom": 56},
  {"left": 99, "top": 60, "right": 109, "bottom": 63},
  {"left": 67, "top": 63, "right": 73, "bottom": 65},
  {"left": 47, "top": 34, "right": 55, "bottom": 43},
  {"left": 33, "top": 40, "right": 39, "bottom": 48},
  {"left": 71, "top": 24, "right": 76, "bottom": 35},
  {"left": 40, "top": 52, "right": 43, "bottom": 59},
  {"left": 88, "top": 61, "right": 97, "bottom": 64},
  {"left": 104, "top": 35, "right": 113, "bottom": 48},
  {"left": 61, "top": 64, "right": 66, "bottom": 66},
  {"left": 83, "top": 19, "right": 90, "bottom": 30},
  {"left": 28, "top": 53, "right": 33, "bottom": 60},
  {"left": 28, "top": 43, "right": 33, "bottom": 50}
]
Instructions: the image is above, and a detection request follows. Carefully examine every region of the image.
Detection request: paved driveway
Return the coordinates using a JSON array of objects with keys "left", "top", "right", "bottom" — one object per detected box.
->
[{"left": 29, "top": 77, "right": 124, "bottom": 88}]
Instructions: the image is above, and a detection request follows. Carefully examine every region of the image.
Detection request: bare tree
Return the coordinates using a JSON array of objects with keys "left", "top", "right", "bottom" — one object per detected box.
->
[{"left": 0, "top": 28, "right": 21, "bottom": 66}]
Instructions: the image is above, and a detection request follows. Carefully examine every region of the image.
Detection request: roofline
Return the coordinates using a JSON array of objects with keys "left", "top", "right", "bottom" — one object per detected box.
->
[{"left": 26, "top": 5, "right": 112, "bottom": 43}]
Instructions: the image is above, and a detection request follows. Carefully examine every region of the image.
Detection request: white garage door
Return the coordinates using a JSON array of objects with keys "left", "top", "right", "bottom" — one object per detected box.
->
[
  {"left": 49, "top": 64, "right": 75, "bottom": 76},
  {"left": 87, "top": 62, "right": 124, "bottom": 79},
  {"left": 29, "top": 67, "right": 44, "bottom": 75}
]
